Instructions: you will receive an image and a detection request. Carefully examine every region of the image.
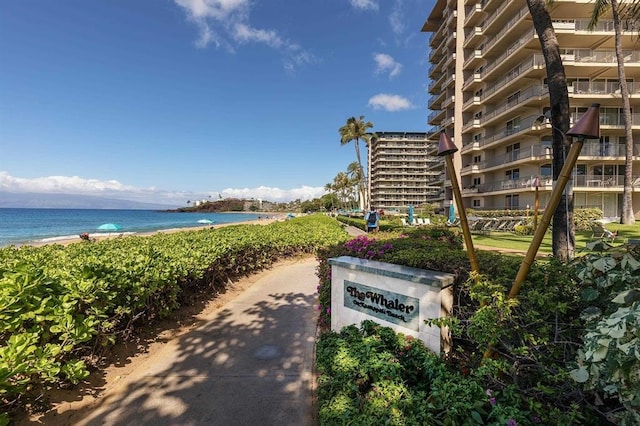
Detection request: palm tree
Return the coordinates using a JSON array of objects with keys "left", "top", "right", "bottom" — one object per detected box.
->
[
  {"left": 588, "top": 0, "right": 638, "bottom": 224},
  {"left": 339, "top": 116, "right": 374, "bottom": 211},
  {"left": 526, "top": 0, "right": 573, "bottom": 262},
  {"left": 346, "top": 161, "right": 364, "bottom": 209}
]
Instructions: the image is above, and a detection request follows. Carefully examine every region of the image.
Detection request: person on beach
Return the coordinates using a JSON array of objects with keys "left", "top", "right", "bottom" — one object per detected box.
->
[{"left": 365, "top": 207, "right": 379, "bottom": 233}]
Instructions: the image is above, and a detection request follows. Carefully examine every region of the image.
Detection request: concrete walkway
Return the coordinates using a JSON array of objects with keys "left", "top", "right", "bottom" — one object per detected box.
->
[{"left": 68, "top": 257, "right": 319, "bottom": 426}]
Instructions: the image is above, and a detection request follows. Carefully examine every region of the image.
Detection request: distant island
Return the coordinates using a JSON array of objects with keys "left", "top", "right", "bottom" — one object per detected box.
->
[{"left": 165, "top": 198, "right": 281, "bottom": 213}]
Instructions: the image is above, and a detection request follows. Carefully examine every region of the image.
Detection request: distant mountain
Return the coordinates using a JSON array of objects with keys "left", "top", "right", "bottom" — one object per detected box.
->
[{"left": 0, "top": 192, "right": 178, "bottom": 210}]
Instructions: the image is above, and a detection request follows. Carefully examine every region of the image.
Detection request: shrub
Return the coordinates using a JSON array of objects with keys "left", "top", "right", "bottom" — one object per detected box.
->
[
  {"left": 569, "top": 241, "right": 640, "bottom": 424},
  {"left": 574, "top": 208, "right": 605, "bottom": 232},
  {"left": 316, "top": 226, "right": 618, "bottom": 424}
]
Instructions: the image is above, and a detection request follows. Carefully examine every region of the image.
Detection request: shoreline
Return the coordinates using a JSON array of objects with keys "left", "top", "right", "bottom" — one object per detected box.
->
[{"left": 18, "top": 214, "right": 286, "bottom": 248}]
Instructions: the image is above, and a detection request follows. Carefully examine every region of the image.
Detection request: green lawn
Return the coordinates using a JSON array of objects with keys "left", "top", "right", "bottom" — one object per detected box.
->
[{"left": 470, "top": 222, "right": 640, "bottom": 254}]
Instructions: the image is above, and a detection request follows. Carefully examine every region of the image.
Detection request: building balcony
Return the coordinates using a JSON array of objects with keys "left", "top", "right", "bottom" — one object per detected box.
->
[
  {"left": 464, "top": 28, "right": 484, "bottom": 52},
  {"left": 462, "top": 72, "right": 482, "bottom": 91},
  {"left": 460, "top": 140, "right": 481, "bottom": 154},
  {"left": 459, "top": 174, "right": 640, "bottom": 198},
  {"left": 442, "top": 95, "right": 455, "bottom": 109},
  {"left": 462, "top": 96, "right": 482, "bottom": 112},
  {"left": 464, "top": 2, "right": 485, "bottom": 27},
  {"left": 428, "top": 109, "right": 445, "bottom": 124},
  {"left": 463, "top": 49, "right": 484, "bottom": 69},
  {"left": 481, "top": 84, "right": 549, "bottom": 126},
  {"left": 483, "top": 3, "right": 529, "bottom": 46},
  {"left": 481, "top": 54, "right": 546, "bottom": 102},
  {"left": 570, "top": 80, "right": 640, "bottom": 97}
]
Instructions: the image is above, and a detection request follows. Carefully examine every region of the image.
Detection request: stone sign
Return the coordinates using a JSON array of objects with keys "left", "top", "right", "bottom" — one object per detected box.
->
[{"left": 329, "top": 256, "right": 454, "bottom": 354}]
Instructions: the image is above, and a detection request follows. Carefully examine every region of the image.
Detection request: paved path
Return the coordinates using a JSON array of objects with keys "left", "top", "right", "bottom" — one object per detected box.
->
[{"left": 66, "top": 257, "right": 319, "bottom": 426}]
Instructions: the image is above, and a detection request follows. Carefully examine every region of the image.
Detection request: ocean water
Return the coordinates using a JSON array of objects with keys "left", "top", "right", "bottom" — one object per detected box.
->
[{"left": 0, "top": 208, "right": 263, "bottom": 247}]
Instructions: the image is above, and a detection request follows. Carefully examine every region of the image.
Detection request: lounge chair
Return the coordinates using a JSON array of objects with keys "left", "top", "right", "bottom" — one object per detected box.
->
[{"left": 590, "top": 222, "right": 617, "bottom": 242}]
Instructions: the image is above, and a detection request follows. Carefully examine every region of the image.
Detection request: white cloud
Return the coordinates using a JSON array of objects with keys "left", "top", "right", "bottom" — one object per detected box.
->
[
  {"left": 233, "top": 23, "right": 283, "bottom": 48},
  {"left": 0, "top": 172, "right": 324, "bottom": 205},
  {"left": 368, "top": 93, "right": 413, "bottom": 111},
  {"left": 174, "top": 0, "right": 314, "bottom": 72},
  {"left": 389, "top": 2, "right": 405, "bottom": 36},
  {"left": 349, "top": 0, "right": 379, "bottom": 11},
  {"left": 220, "top": 185, "right": 325, "bottom": 202},
  {"left": 373, "top": 53, "right": 402, "bottom": 78}
]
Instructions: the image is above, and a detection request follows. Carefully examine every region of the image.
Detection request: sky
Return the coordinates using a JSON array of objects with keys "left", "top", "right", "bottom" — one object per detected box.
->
[{"left": 0, "top": 0, "right": 435, "bottom": 206}]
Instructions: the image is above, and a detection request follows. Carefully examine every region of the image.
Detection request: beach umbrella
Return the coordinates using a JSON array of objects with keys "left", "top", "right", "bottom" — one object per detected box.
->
[
  {"left": 97, "top": 223, "right": 122, "bottom": 232},
  {"left": 408, "top": 205, "right": 414, "bottom": 225}
]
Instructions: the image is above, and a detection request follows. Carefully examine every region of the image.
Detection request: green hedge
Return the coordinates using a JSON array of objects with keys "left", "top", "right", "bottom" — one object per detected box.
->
[{"left": 0, "top": 215, "right": 348, "bottom": 421}]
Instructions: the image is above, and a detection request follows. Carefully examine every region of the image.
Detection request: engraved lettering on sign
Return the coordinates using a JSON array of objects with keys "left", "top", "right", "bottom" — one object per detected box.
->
[{"left": 344, "top": 280, "right": 420, "bottom": 331}]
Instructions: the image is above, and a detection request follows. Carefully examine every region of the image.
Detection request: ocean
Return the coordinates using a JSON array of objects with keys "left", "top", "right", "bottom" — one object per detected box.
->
[{"left": 0, "top": 208, "right": 263, "bottom": 247}]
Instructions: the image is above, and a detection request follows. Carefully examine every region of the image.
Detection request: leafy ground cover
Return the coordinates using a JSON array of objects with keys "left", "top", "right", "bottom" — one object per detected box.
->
[
  {"left": 0, "top": 215, "right": 349, "bottom": 424},
  {"left": 315, "top": 227, "right": 640, "bottom": 425}
]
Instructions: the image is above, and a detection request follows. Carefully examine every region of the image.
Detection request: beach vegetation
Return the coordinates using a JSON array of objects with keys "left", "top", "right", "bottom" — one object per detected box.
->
[
  {"left": 315, "top": 227, "right": 640, "bottom": 424},
  {"left": 0, "top": 215, "right": 348, "bottom": 422}
]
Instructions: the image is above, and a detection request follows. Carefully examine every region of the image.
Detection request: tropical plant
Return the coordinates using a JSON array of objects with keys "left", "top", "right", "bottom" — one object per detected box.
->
[
  {"left": 526, "top": 0, "right": 574, "bottom": 262},
  {"left": 587, "top": 0, "right": 639, "bottom": 225},
  {"left": 346, "top": 161, "right": 364, "bottom": 208},
  {"left": 339, "top": 116, "right": 374, "bottom": 211},
  {"left": 569, "top": 241, "right": 640, "bottom": 424}
]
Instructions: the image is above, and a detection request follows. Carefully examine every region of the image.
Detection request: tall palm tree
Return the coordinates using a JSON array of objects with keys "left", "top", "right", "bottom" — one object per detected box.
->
[
  {"left": 346, "top": 161, "right": 364, "bottom": 209},
  {"left": 526, "top": 0, "right": 573, "bottom": 262},
  {"left": 588, "top": 0, "right": 638, "bottom": 224},
  {"left": 330, "top": 171, "right": 354, "bottom": 209},
  {"left": 339, "top": 116, "right": 374, "bottom": 211}
]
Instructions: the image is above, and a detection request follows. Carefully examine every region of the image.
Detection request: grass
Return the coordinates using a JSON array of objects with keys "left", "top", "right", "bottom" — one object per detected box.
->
[{"left": 470, "top": 222, "right": 640, "bottom": 254}]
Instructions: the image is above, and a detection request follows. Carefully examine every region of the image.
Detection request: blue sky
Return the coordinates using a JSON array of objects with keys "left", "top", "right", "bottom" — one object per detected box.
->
[{"left": 0, "top": 0, "right": 434, "bottom": 206}]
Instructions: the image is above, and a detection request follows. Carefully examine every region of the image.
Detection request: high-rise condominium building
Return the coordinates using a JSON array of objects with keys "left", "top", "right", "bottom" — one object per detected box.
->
[
  {"left": 422, "top": 0, "right": 640, "bottom": 218},
  {"left": 369, "top": 132, "right": 441, "bottom": 210}
]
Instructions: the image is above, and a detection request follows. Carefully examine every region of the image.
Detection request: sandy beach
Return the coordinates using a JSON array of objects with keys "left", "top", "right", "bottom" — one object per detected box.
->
[{"left": 28, "top": 214, "right": 284, "bottom": 247}]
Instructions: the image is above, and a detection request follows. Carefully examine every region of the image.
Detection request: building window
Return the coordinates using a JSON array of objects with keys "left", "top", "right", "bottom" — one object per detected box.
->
[
  {"left": 472, "top": 177, "right": 481, "bottom": 186},
  {"left": 599, "top": 136, "right": 610, "bottom": 156},
  {"left": 506, "top": 117, "right": 521, "bottom": 135},
  {"left": 473, "top": 133, "right": 483, "bottom": 142},
  {"left": 506, "top": 91, "right": 521, "bottom": 106},
  {"left": 506, "top": 143, "right": 520, "bottom": 161},
  {"left": 473, "top": 155, "right": 481, "bottom": 163},
  {"left": 540, "top": 164, "right": 552, "bottom": 177},
  {"left": 505, "top": 194, "right": 519, "bottom": 209},
  {"left": 506, "top": 168, "right": 520, "bottom": 180},
  {"left": 473, "top": 199, "right": 481, "bottom": 208}
]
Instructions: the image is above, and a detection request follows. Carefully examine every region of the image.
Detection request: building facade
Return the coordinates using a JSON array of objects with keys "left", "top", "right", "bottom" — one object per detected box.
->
[
  {"left": 422, "top": 0, "right": 640, "bottom": 218},
  {"left": 369, "top": 132, "right": 442, "bottom": 211}
]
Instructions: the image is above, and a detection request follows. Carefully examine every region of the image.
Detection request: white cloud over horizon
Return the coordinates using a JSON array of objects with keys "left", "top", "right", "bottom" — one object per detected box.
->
[
  {"left": 368, "top": 93, "right": 413, "bottom": 111},
  {"left": 174, "top": 0, "right": 316, "bottom": 73},
  {"left": 0, "top": 172, "right": 325, "bottom": 205}
]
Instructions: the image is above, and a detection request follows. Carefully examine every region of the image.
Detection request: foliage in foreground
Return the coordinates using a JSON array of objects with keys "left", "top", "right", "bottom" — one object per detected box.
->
[
  {"left": 317, "top": 321, "right": 578, "bottom": 425},
  {"left": 0, "top": 215, "right": 348, "bottom": 422},
  {"left": 316, "top": 228, "right": 639, "bottom": 424},
  {"left": 569, "top": 241, "right": 640, "bottom": 424}
]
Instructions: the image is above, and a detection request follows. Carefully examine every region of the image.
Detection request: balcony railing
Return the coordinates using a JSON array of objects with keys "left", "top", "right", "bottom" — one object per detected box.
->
[
  {"left": 574, "top": 18, "right": 640, "bottom": 33},
  {"left": 571, "top": 80, "right": 640, "bottom": 95},
  {"left": 465, "top": 175, "right": 640, "bottom": 196}
]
